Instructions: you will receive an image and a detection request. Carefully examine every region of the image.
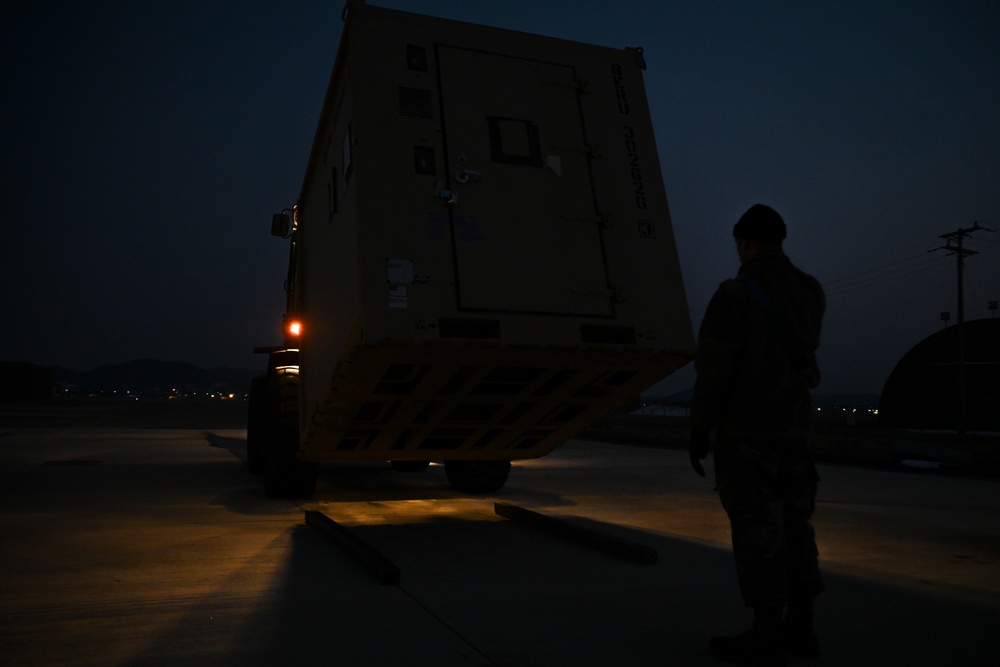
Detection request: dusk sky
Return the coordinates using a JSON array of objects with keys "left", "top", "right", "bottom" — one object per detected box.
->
[{"left": 2, "top": 1, "right": 998, "bottom": 396}]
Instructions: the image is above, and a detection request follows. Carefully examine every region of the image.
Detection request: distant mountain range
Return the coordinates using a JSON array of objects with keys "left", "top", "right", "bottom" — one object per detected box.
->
[{"left": 50, "top": 359, "right": 258, "bottom": 395}]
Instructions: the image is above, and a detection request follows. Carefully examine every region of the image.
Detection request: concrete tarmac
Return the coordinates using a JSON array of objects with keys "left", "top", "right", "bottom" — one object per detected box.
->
[{"left": 1, "top": 409, "right": 998, "bottom": 666}]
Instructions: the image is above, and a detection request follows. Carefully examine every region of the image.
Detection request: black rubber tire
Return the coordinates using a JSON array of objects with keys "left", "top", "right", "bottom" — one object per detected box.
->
[
  {"left": 246, "top": 376, "right": 268, "bottom": 473},
  {"left": 444, "top": 460, "right": 511, "bottom": 493},
  {"left": 390, "top": 460, "right": 431, "bottom": 472},
  {"left": 262, "top": 365, "right": 318, "bottom": 498}
]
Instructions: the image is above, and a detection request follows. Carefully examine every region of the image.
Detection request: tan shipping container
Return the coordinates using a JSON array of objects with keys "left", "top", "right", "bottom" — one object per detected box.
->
[{"left": 254, "top": 0, "right": 693, "bottom": 495}]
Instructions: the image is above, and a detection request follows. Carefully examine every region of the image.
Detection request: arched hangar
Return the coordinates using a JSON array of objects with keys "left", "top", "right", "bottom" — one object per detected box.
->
[{"left": 879, "top": 318, "right": 1000, "bottom": 432}]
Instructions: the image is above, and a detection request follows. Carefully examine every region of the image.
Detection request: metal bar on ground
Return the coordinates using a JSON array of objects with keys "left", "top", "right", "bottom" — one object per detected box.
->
[
  {"left": 305, "top": 510, "right": 401, "bottom": 585},
  {"left": 494, "top": 502, "right": 657, "bottom": 565}
]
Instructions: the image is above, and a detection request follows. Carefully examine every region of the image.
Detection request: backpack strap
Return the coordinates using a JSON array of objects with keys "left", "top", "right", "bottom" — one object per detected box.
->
[
  {"left": 735, "top": 273, "right": 813, "bottom": 372},
  {"left": 735, "top": 273, "right": 783, "bottom": 339}
]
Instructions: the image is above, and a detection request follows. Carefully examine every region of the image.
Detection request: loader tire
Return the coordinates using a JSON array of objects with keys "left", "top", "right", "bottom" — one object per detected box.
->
[
  {"left": 444, "top": 460, "right": 511, "bottom": 494},
  {"left": 262, "top": 367, "right": 318, "bottom": 498}
]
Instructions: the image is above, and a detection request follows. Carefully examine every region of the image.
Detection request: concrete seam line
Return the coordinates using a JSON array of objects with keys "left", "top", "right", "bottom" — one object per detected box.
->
[
  {"left": 304, "top": 510, "right": 401, "bottom": 585},
  {"left": 494, "top": 502, "right": 658, "bottom": 565}
]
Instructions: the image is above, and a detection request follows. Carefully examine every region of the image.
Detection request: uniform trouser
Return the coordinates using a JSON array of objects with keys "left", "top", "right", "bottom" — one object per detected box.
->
[{"left": 715, "top": 432, "right": 825, "bottom": 610}]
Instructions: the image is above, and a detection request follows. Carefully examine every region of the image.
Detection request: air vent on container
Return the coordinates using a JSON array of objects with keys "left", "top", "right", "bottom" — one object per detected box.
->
[{"left": 398, "top": 87, "right": 433, "bottom": 119}]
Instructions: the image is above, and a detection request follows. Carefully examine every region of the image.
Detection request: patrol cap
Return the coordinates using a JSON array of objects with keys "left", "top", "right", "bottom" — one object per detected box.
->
[{"left": 733, "top": 204, "right": 787, "bottom": 242}]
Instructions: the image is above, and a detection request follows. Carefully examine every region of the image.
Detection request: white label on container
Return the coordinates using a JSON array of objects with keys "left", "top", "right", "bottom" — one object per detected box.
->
[{"left": 389, "top": 285, "right": 408, "bottom": 309}]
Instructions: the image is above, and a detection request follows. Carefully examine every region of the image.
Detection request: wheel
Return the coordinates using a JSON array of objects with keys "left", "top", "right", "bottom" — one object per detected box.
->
[
  {"left": 444, "top": 460, "right": 511, "bottom": 494},
  {"left": 246, "top": 376, "right": 268, "bottom": 473},
  {"left": 262, "top": 361, "right": 318, "bottom": 498},
  {"left": 390, "top": 460, "right": 431, "bottom": 472}
]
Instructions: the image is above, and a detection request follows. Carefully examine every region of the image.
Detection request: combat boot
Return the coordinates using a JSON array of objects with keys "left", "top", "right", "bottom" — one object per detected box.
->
[
  {"left": 784, "top": 600, "right": 820, "bottom": 658},
  {"left": 710, "top": 604, "right": 787, "bottom": 667}
]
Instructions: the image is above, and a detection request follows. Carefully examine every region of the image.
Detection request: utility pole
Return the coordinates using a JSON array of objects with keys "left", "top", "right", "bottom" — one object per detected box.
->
[{"left": 930, "top": 221, "right": 995, "bottom": 441}]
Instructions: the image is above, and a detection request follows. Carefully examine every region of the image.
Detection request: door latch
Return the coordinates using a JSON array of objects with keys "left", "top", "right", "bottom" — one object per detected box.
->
[
  {"left": 453, "top": 168, "right": 481, "bottom": 184},
  {"left": 438, "top": 189, "right": 459, "bottom": 206}
]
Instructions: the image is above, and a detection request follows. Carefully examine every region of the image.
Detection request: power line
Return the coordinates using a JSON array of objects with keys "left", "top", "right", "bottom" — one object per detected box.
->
[
  {"left": 931, "top": 221, "right": 996, "bottom": 323},
  {"left": 825, "top": 252, "right": 936, "bottom": 288},
  {"left": 825, "top": 254, "right": 951, "bottom": 297},
  {"left": 824, "top": 222, "right": 996, "bottom": 299}
]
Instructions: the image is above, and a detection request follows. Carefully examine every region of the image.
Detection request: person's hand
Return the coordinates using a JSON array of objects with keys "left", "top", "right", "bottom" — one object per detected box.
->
[{"left": 689, "top": 430, "right": 710, "bottom": 477}]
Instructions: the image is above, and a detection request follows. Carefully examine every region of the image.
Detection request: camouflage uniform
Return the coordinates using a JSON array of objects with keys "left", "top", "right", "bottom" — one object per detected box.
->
[{"left": 691, "top": 247, "right": 826, "bottom": 610}]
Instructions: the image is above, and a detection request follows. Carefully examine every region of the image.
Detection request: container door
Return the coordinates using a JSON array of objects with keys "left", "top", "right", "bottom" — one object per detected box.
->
[{"left": 437, "top": 46, "right": 613, "bottom": 317}]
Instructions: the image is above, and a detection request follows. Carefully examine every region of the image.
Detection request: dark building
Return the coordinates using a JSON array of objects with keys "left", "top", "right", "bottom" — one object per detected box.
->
[{"left": 879, "top": 318, "right": 1000, "bottom": 431}]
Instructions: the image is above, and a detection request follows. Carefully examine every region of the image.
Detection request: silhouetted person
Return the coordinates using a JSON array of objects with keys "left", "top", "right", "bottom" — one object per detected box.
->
[{"left": 689, "top": 204, "right": 825, "bottom": 666}]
